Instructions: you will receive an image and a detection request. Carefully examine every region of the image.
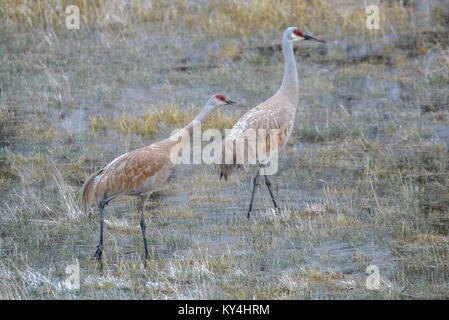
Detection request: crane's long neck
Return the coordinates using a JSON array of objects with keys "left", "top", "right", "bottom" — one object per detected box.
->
[
  {"left": 166, "top": 104, "right": 215, "bottom": 152},
  {"left": 183, "top": 105, "right": 214, "bottom": 136},
  {"left": 279, "top": 38, "right": 299, "bottom": 102}
]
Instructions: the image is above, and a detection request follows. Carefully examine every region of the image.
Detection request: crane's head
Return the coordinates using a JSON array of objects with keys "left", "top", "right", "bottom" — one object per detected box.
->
[
  {"left": 285, "top": 27, "right": 326, "bottom": 43},
  {"left": 205, "top": 94, "right": 237, "bottom": 109}
]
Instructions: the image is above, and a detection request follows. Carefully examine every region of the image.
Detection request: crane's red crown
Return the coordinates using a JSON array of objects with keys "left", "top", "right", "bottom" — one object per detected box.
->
[
  {"left": 293, "top": 29, "right": 304, "bottom": 37},
  {"left": 216, "top": 95, "right": 226, "bottom": 101}
]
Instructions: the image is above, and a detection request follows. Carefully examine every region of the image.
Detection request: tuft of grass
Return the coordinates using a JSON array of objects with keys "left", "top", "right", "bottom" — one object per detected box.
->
[
  {"left": 89, "top": 103, "right": 241, "bottom": 137},
  {"left": 0, "top": 105, "right": 20, "bottom": 189}
]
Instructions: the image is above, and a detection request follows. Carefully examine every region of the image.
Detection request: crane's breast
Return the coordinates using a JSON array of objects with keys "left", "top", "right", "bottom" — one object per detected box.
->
[{"left": 226, "top": 105, "right": 296, "bottom": 151}]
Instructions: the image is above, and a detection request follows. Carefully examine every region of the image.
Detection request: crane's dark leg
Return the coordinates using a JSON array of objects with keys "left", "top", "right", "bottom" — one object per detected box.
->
[
  {"left": 139, "top": 194, "right": 150, "bottom": 260},
  {"left": 94, "top": 200, "right": 107, "bottom": 261},
  {"left": 93, "top": 195, "right": 117, "bottom": 262},
  {"left": 264, "top": 175, "right": 279, "bottom": 213},
  {"left": 247, "top": 166, "right": 261, "bottom": 220}
]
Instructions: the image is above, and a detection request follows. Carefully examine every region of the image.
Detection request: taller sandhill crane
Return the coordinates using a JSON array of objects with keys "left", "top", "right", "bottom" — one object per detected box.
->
[
  {"left": 82, "top": 95, "right": 237, "bottom": 261},
  {"left": 218, "top": 27, "right": 325, "bottom": 219}
]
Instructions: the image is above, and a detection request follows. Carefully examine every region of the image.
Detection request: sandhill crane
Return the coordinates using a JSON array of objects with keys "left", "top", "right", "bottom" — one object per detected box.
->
[
  {"left": 82, "top": 95, "right": 237, "bottom": 261},
  {"left": 218, "top": 27, "right": 325, "bottom": 219}
]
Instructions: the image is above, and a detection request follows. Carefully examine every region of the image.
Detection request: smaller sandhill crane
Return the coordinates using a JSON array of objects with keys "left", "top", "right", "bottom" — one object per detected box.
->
[
  {"left": 218, "top": 27, "right": 325, "bottom": 219},
  {"left": 82, "top": 95, "right": 237, "bottom": 261}
]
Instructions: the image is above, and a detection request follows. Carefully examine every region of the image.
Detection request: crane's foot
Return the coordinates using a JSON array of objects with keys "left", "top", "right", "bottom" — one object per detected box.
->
[
  {"left": 93, "top": 244, "right": 103, "bottom": 261},
  {"left": 271, "top": 201, "right": 280, "bottom": 214},
  {"left": 264, "top": 175, "right": 280, "bottom": 214}
]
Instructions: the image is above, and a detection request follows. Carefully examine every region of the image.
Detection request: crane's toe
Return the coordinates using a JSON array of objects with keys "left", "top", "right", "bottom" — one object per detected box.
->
[{"left": 93, "top": 245, "right": 103, "bottom": 261}]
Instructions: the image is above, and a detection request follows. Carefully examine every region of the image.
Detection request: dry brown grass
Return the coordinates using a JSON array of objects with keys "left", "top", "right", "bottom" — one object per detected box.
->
[
  {"left": 88, "top": 103, "right": 241, "bottom": 137},
  {"left": 1, "top": 0, "right": 416, "bottom": 41}
]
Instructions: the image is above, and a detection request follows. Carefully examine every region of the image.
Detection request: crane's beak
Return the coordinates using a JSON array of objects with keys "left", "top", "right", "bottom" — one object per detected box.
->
[
  {"left": 304, "top": 34, "right": 326, "bottom": 43},
  {"left": 225, "top": 99, "right": 237, "bottom": 105}
]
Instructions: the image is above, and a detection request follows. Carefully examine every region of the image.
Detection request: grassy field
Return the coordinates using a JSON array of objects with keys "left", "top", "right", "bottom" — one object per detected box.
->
[{"left": 1, "top": 0, "right": 448, "bottom": 299}]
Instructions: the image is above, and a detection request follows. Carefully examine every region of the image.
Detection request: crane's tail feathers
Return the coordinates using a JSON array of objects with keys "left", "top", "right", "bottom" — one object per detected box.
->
[
  {"left": 218, "top": 138, "right": 249, "bottom": 180},
  {"left": 218, "top": 163, "right": 246, "bottom": 180},
  {"left": 218, "top": 164, "right": 234, "bottom": 180},
  {"left": 81, "top": 168, "right": 103, "bottom": 214}
]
